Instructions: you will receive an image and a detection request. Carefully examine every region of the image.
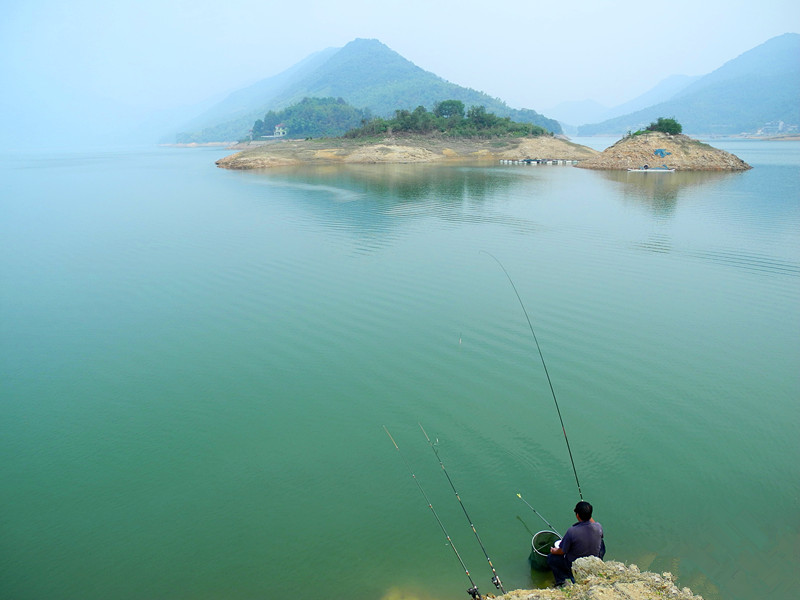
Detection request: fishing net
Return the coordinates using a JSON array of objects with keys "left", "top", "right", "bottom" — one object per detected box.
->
[{"left": 529, "top": 530, "right": 561, "bottom": 571}]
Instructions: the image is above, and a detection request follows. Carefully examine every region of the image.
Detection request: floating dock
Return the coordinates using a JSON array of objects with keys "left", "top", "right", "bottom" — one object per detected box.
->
[{"left": 499, "top": 159, "right": 579, "bottom": 165}]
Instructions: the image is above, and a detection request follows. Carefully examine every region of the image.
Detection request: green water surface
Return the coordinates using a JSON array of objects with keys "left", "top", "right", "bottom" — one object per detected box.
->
[{"left": 1, "top": 141, "right": 798, "bottom": 600}]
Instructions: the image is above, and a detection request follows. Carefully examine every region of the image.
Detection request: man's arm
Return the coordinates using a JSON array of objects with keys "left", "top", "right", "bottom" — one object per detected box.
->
[{"left": 550, "top": 532, "right": 569, "bottom": 555}]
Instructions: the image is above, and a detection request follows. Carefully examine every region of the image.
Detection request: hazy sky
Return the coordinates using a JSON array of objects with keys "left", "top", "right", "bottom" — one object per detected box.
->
[{"left": 1, "top": 0, "right": 797, "bottom": 146}]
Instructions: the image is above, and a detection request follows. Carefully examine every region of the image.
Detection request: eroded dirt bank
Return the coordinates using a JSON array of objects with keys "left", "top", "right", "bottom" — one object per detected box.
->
[
  {"left": 576, "top": 132, "right": 750, "bottom": 171},
  {"left": 215, "top": 134, "right": 598, "bottom": 169}
]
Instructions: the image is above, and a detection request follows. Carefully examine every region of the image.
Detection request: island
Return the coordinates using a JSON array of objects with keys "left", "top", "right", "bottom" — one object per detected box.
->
[
  {"left": 576, "top": 119, "right": 751, "bottom": 171},
  {"left": 215, "top": 107, "right": 749, "bottom": 172},
  {"left": 216, "top": 99, "right": 599, "bottom": 169},
  {"left": 215, "top": 133, "right": 598, "bottom": 169}
]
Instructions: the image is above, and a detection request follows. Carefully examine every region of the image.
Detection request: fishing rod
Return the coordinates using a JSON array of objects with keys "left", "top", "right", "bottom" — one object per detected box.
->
[
  {"left": 481, "top": 250, "right": 584, "bottom": 500},
  {"left": 516, "top": 493, "right": 562, "bottom": 537},
  {"left": 419, "top": 423, "right": 506, "bottom": 594},
  {"left": 383, "top": 426, "right": 483, "bottom": 600}
]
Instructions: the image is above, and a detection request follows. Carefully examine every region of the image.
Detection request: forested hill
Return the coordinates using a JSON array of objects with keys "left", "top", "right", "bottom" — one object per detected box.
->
[
  {"left": 252, "top": 97, "right": 372, "bottom": 139},
  {"left": 175, "top": 38, "right": 561, "bottom": 143},
  {"left": 578, "top": 33, "right": 800, "bottom": 136}
]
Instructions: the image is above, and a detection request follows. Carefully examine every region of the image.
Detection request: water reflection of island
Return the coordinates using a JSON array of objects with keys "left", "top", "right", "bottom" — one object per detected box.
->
[
  {"left": 239, "top": 163, "right": 525, "bottom": 253},
  {"left": 600, "top": 170, "right": 735, "bottom": 215},
  {"left": 256, "top": 162, "right": 516, "bottom": 203}
]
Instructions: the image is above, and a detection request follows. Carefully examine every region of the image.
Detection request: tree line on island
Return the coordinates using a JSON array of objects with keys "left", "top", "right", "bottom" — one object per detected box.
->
[
  {"left": 251, "top": 97, "right": 372, "bottom": 140},
  {"left": 249, "top": 97, "right": 551, "bottom": 141},
  {"left": 628, "top": 117, "right": 683, "bottom": 136}
]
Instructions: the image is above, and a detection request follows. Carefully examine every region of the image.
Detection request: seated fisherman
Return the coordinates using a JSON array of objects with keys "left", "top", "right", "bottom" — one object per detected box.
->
[{"left": 547, "top": 501, "right": 605, "bottom": 587}]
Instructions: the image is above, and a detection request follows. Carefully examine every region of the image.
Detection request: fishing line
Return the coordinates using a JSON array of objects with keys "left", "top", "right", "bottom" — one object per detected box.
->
[
  {"left": 516, "top": 493, "right": 562, "bottom": 537},
  {"left": 481, "top": 250, "right": 584, "bottom": 500},
  {"left": 383, "top": 426, "right": 483, "bottom": 600},
  {"left": 419, "top": 423, "right": 505, "bottom": 593}
]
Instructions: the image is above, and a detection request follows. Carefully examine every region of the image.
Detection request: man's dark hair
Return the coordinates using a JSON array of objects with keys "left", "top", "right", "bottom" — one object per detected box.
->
[{"left": 575, "top": 501, "right": 593, "bottom": 521}]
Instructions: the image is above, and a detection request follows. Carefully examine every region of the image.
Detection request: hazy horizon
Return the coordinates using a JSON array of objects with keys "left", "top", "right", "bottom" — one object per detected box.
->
[{"left": 1, "top": 0, "right": 797, "bottom": 148}]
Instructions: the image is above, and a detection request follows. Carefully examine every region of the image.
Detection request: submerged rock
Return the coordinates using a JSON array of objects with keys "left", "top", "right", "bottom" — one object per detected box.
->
[
  {"left": 497, "top": 558, "right": 703, "bottom": 600},
  {"left": 576, "top": 131, "right": 750, "bottom": 171}
]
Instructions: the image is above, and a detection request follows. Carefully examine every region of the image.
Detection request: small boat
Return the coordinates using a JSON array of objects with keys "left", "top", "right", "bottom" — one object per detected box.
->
[{"left": 627, "top": 164, "right": 675, "bottom": 172}]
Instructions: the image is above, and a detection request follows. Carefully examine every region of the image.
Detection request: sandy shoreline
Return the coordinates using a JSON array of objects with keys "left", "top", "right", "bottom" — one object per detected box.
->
[{"left": 214, "top": 134, "right": 599, "bottom": 169}]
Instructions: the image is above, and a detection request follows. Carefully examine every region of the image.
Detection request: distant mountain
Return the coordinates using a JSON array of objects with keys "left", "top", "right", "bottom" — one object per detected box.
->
[
  {"left": 544, "top": 99, "right": 610, "bottom": 130},
  {"left": 173, "top": 47, "right": 340, "bottom": 143},
  {"left": 606, "top": 75, "right": 700, "bottom": 121},
  {"left": 546, "top": 75, "right": 700, "bottom": 130},
  {"left": 577, "top": 33, "right": 800, "bottom": 136},
  {"left": 174, "top": 38, "right": 561, "bottom": 142},
  {"left": 547, "top": 75, "right": 700, "bottom": 134}
]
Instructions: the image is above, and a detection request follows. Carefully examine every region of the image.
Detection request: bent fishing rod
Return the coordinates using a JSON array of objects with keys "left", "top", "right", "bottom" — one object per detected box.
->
[
  {"left": 481, "top": 251, "right": 584, "bottom": 500},
  {"left": 516, "top": 493, "right": 562, "bottom": 537},
  {"left": 383, "top": 426, "right": 483, "bottom": 600},
  {"left": 419, "top": 423, "right": 505, "bottom": 594}
]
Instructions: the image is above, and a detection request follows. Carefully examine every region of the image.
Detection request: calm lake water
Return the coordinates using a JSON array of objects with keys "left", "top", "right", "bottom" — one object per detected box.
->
[{"left": 1, "top": 139, "right": 798, "bottom": 600}]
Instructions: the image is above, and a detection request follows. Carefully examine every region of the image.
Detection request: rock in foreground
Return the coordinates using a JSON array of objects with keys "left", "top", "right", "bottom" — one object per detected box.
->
[
  {"left": 498, "top": 557, "right": 703, "bottom": 600},
  {"left": 576, "top": 132, "right": 750, "bottom": 171}
]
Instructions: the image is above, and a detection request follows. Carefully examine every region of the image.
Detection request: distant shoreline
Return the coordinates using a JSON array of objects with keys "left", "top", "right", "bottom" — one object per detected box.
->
[
  {"left": 162, "top": 133, "right": 799, "bottom": 152},
  {"left": 699, "top": 133, "right": 800, "bottom": 141},
  {"left": 576, "top": 133, "right": 799, "bottom": 141},
  {"left": 159, "top": 142, "right": 235, "bottom": 148},
  {"left": 755, "top": 134, "right": 800, "bottom": 141}
]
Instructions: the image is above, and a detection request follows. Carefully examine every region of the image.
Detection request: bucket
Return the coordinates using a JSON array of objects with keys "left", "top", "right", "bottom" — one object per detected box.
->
[{"left": 529, "top": 530, "right": 561, "bottom": 571}]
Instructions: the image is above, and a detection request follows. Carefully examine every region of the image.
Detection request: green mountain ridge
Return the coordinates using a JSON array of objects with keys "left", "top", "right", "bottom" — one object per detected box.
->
[
  {"left": 175, "top": 38, "right": 561, "bottom": 143},
  {"left": 173, "top": 47, "right": 340, "bottom": 143},
  {"left": 578, "top": 33, "right": 800, "bottom": 136}
]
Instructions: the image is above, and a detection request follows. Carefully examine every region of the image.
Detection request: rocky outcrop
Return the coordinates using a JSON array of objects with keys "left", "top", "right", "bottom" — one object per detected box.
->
[
  {"left": 498, "top": 557, "right": 703, "bottom": 600},
  {"left": 576, "top": 132, "right": 750, "bottom": 171},
  {"left": 498, "top": 137, "right": 598, "bottom": 161},
  {"left": 215, "top": 134, "right": 598, "bottom": 169}
]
